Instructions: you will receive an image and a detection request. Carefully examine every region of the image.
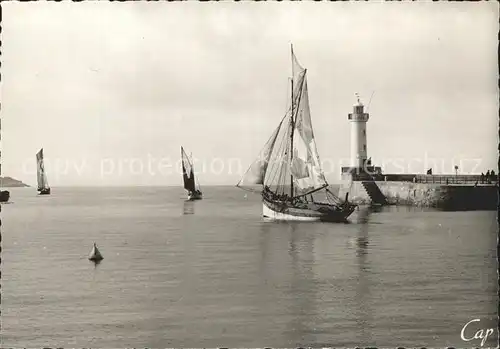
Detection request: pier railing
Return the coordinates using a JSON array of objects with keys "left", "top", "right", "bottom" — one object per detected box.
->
[
  {"left": 413, "top": 174, "right": 497, "bottom": 185},
  {"left": 350, "top": 172, "right": 498, "bottom": 185}
]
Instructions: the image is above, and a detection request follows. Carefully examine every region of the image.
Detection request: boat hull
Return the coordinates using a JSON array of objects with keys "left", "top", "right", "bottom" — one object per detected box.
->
[
  {"left": 188, "top": 192, "right": 202, "bottom": 201},
  {"left": 262, "top": 200, "right": 355, "bottom": 223},
  {"left": 0, "top": 190, "right": 10, "bottom": 203},
  {"left": 38, "top": 188, "right": 51, "bottom": 195},
  {"left": 263, "top": 202, "right": 322, "bottom": 221}
]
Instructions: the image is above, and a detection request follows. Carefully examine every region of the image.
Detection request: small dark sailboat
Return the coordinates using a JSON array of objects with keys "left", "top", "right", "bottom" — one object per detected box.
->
[
  {"left": 36, "top": 148, "right": 51, "bottom": 195},
  {"left": 0, "top": 190, "right": 10, "bottom": 203},
  {"left": 181, "top": 146, "right": 202, "bottom": 201}
]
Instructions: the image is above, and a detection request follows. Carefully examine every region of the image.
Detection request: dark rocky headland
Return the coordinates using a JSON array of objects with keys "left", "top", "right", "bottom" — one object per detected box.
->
[{"left": 0, "top": 176, "right": 30, "bottom": 187}]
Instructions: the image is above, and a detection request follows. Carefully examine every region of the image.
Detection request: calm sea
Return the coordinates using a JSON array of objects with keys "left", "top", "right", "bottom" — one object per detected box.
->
[{"left": 1, "top": 186, "right": 498, "bottom": 347}]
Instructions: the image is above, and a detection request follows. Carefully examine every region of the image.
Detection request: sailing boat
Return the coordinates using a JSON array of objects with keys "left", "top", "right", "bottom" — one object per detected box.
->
[
  {"left": 181, "top": 146, "right": 202, "bottom": 201},
  {"left": 36, "top": 148, "right": 51, "bottom": 195},
  {"left": 237, "top": 46, "right": 357, "bottom": 222},
  {"left": 0, "top": 190, "right": 10, "bottom": 203}
]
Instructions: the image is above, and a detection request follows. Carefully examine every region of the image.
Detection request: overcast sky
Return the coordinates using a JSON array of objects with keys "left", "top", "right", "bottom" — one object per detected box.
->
[{"left": 2, "top": 1, "right": 498, "bottom": 186}]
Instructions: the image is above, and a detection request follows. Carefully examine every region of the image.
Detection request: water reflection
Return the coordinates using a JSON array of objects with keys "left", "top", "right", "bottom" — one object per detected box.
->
[
  {"left": 257, "top": 222, "right": 318, "bottom": 345},
  {"left": 286, "top": 222, "right": 317, "bottom": 345},
  {"left": 355, "top": 206, "right": 374, "bottom": 344},
  {"left": 356, "top": 207, "right": 371, "bottom": 257},
  {"left": 257, "top": 214, "right": 377, "bottom": 346},
  {"left": 258, "top": 221, "right": 272, "bottom": 278},
  {"left": 182, "top": 200, "right": 195, "bottom": 215}
]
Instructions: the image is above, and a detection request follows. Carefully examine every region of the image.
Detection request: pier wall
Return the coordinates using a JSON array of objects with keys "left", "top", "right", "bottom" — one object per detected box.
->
[{"left": 337, "top": 180, "right": 498, "bottom": 210}]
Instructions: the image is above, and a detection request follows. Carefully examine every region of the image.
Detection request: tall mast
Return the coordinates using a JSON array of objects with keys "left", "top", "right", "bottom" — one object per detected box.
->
[{"left": 290, "top": 44, "right": 295, "bottom": 198}]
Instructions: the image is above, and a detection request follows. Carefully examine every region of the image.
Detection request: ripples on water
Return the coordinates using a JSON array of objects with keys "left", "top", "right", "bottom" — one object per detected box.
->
[{"left": 2, "top": 187, "right": 498, "bottom": 347}]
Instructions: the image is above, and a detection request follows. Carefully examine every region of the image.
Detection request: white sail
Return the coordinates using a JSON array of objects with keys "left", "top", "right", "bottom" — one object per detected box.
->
[
  {"left": 262, "top": 50, "right": 328, "bottom": 197},
  {"left": 36, "top": 148, "right": 49, "bottom": 190},
  {"left": 238, "top": 47, "right": 330, "bottom": 198},
  {"left": 291, "top": 46, "right": 306, "bottom": 105},
  {"left": 237, "top": 117, "right": 286, "bottom": 193},
  {"left": 263, "top": 114, "right": 293, "bottom": 192},
  {"left": 181, "top": 153, "right": 192, "bottom": 178},
  {"left": 290, "top": 78, "right": 328, "bottom": 194}
]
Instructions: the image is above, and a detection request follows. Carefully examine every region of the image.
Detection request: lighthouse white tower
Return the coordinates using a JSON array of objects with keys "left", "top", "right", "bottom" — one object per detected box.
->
[{"left": 348, "top": 93, "right": 369, "bottom": 169}]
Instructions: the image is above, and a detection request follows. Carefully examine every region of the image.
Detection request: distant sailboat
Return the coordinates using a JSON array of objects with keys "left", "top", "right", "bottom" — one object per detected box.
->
[
  {"left": 181, "top": 146, "right": 202, "bottom": 201},
  {"left": 88, "top": 243, "right": 103, "bottom": 262},
  {"left": 0, "top": 190, "right": 10, "bottom": 203},
  {"left": 236, "top": 46, "right": 356, "bottom": 222},
  {"left": 36, "top": 148, "right": 51, "bottom": 195}
]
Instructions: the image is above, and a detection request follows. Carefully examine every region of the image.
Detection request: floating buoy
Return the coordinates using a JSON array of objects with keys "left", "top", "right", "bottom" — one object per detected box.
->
[{"left": 88, "top": 242, "right": 103, "bottom": 262}]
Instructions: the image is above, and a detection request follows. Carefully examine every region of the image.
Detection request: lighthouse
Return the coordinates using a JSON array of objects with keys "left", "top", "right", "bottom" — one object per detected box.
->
[
  {"left": 348, "top": 93, "right": 369, "bottom": 169},
  {"left": 341, "top": 93, "right": 380, "bottom": 180}
]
